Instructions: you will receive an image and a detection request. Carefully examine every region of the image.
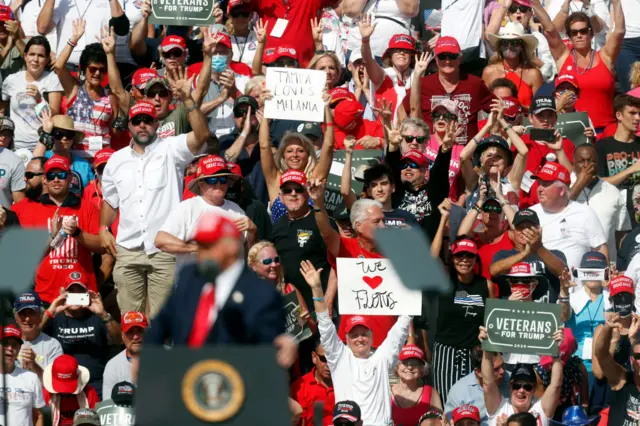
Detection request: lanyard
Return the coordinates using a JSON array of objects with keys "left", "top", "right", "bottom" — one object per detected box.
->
[
  {"left": 233, "top": 34, "right": 248, "bottom": 63},
  {"left": 586, "top": 294, "right": 604, "bottom": 334},
  {"left": 282, "top": 0, "right": 291, "bottom": 19}
]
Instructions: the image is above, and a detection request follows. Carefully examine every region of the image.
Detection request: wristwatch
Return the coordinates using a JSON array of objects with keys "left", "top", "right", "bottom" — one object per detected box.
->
[{"left": 101, "top": 313, "right": 112, "bottom": 324}]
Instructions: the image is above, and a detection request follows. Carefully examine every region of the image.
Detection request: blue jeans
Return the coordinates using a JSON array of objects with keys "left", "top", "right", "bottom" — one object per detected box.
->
[{"left": 615, "top": 36, "right": 640, "bottom": 93}]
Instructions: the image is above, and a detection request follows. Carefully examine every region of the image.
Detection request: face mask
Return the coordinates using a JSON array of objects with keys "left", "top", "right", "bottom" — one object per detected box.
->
[
  {"left": 510, "top": 282, "right": 532, "bottom": 298},
  {"left": 500, "top": 44, "right": 522, "bottom": 60},
  {"left": 211, "top": 55, "right": 228, "bottom": 73},
  {"left": 197, "top": 259, "right": 221, "bottom": 282},
  {"left": 612, "top": 293, "right": 635, "bottom": 318}
]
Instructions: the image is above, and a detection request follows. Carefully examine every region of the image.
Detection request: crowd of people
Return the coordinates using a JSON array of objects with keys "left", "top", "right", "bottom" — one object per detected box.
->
[{"left": 1, "top": 0, "right": 640, "bottom": 424}]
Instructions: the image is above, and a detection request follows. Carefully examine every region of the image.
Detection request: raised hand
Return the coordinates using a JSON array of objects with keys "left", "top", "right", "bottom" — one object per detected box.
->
[
  {"left": 300, "top": 260, "right": 323, "bottom": 289},
  {"left": 371, "top": 98, "right": 393, "bottom": 124},
  {"left": 427, "top": 33, "right": 440, "bottom": 52},
  {"left": 358, "top": 13, "right": 376, "bottom": 40},
  {"left": 48, "top": 290, "right": 69, "bottom": 315},
  {"left": 306, "top": 178, "right": 325, "bottom": 205},
  {"left": 438, "top": 198, "right": 452, "bottom": 218},
  {"left": 98, "top": 25, "right": 116, "bottom": 55},
  {"left": 255, "top": 18, "right": 267, "bottom": 44},
  {"left": 87, "top": 290, "right": 106, "bottom": 317},
  {"left": 167, "top": 67, "right": 194, "bottom": 101},
  {"left": 310, "top": 17, "right": 324, "bottom": 44},
  {"left": 40, "top": 107, "right": 54, "bottom": 133},
  {"left": 414, "top": 51, "right": 434, "bottom": 77},
  {"left": 201, "top": 28, "right": 218, "bottom": 56},
  {"left": 559, "top": 268, "right": 576, "bottom": 294},
  {"left": 219, "top": 69, "right": 236, "bottom": 91},
  {"left": 71, "top": 19, "right": 86, "bottom": 44},
  {"left": 344, "top": 136, "right": 356, "bottom": 154},
  {"left": 140, "top": 0, "right": 151, "bottom": 19},
  {"left": 548, "top": 130, "right": 564, "bottom": 151},
  {"left": 4, "top": 20, "right": 19, "bottom": 38},
  {"left": 356, "top": 135, "right": 381, "bottom": 149},
  {"left": 478, "top": 325, "right": 488, "bottom": 342},
  {"left": 442, "top": 120, "right": 459, "bottom": 148},
  {"left": 384, "top": 122, "right": 403, "bottom": 147},
  {"left": 213, "top": 2, "right": 223, "bottom": 24}
]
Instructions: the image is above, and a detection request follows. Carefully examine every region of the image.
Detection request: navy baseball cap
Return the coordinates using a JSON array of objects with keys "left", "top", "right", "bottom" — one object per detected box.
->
[
  {"left": 14, "top": 292, "right": 42, "bottom": 312},
  {"left": 333, "top": 400, "right": 361, "bottom": 423},
  {"left": 580, "top": 251, "right": 608, "bottom": 269},
  {"left": 512, "top": 209, "right": 540, "bottom": 227},
  {"left": 112, "top": 381, "right": 135, "bottom": 406}
]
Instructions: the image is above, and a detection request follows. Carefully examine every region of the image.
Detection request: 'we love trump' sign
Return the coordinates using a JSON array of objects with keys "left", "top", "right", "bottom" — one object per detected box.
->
[{"left": 336, "top": 258, "right": 422, "bottom": 316}]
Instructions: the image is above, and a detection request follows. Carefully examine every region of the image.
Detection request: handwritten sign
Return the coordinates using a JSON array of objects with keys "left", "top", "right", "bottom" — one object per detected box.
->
[
  {"left": 337, "top": 258, "right": 422, "bottom": 316},
  {"left": 482, "top": 299, "right": 561, "bottom": 356},
  {"left": 264, "top": 68, "right": 326, "bottom": 122},
  {"left": 149, "top": 0, "right": 215, "bottom": 26},
  {"left": 283, "top": 292, "right": 313, "bottom": 343}
]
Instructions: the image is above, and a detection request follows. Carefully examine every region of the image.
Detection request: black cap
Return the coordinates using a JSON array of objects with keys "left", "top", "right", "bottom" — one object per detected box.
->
[
  {"left": 580, "top": 251, "right": 608, "bottom": 269},
  {"left": 233, "top": 96, "right": 259, "bottom": 115},
  {"left": 111, "top": 381, "right": 135, "bottom": 406},
  {"left": 297, "top": 122, "right": 323, "bottom": 140},
  {"left": 529, "top": 95, "right": 556, "bottom": 115},
  {"left": 333, "top": 201, "right": 350, "bottom": 221},
  {"left": 333, "top": 400, "right": 361, "bottom": 423},
  {"left": 512, "top": 209, "right": 540, "bottom": 227},
  {"left": 511, "top": 363, "right": 536, "bottom": 383},
  {"left": 473, "top": 135, "right": 513, "bottom": 167}
]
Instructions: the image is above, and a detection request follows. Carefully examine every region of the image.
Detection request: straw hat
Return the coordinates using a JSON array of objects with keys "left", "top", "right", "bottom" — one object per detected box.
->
[
  {"left": 488, "top": 22, "right": 538, "bottom": 57},
  {"left": 51, "top": 115, "right": 85, "bottom": 144}
]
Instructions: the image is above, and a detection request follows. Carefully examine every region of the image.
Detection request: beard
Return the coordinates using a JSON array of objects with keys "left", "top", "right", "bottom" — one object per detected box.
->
[
  {"left": 25, "top": 184, "right": 43, "bottom": 201},
  {"left": 132, "top": 128, "right": 158, "bottom": 146}
]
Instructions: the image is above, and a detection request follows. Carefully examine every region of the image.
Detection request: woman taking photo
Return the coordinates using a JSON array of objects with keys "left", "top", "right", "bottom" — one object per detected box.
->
[
  {"left": 1, "top": 35, "right": 63, "bottom": 151},
  {"left": 531, "top": 0, "right": 625, "bottom": 132}
]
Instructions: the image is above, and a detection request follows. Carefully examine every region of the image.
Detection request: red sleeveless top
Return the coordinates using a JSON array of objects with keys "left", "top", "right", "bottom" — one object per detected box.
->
[
  {"left": 391, "top": 385, "right": 433, "bottom": 426},
  {"left": 505, "top": 69, "right": 533, "bottom": 112},
  {"left": 559, "top": 51, "right": 615, "bottom": 129}
]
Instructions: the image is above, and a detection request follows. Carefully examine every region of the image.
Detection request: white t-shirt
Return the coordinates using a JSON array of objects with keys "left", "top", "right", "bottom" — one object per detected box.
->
[
  {"left": 16, "top": 332, "right": 63, "bottom": 370},
  {"left": 441, "top": 0, "right": 485, "bottom": 57},
  {"left": 488, "top": 399, "right": 548, "bottom": 426},
  {"left": 347, "top": 0, "right": 412, "bottom": 57},
  {"left": 1, "top": 70, "right": 63, "bottom": 151},
  {"left": 530, "top": 201, "right": 607, "bottom": 272},
  {"left": 620, "top": 0, "right": 640, "bottom": 39},
  {"left": 231, "top": 32, "right": 258, "bottom": 68},
  {"left": 0, "top": 367, "right": 45, "bottom": 426},
  {"left": 159, "top": 196, "right": 246, "bottom": 270},
  {"left": 102, "top": 349, "right": 133, "bottom": 398}
]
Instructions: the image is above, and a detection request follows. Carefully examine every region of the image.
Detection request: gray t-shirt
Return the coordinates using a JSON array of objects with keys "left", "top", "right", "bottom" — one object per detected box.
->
[
  {"left": 102, "top": 349, "right": 134, "bottom": 398},
  {"left": 0, "top": 147, "right": 25, "bottom": 208},
  {"left": 16, "top": 332, "right": 63, "bottom": 370}
]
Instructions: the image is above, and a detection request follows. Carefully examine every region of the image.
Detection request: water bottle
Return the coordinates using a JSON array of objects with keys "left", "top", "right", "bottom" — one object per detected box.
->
[{"left": 50, "top": 230, "right": 68, "bottom": 249}]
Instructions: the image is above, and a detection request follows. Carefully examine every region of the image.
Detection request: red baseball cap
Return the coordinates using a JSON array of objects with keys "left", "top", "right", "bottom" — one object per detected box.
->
[
  {"left": 263, "top": 45, "right": 298, "bottom": 64},
  {"left": 47, "top": 354, "right": 89, "bottom": 394},
  {"left": 0, "top": 5, "right": 13, "bottom": 21},
  {"left": 193, "top": 213, "right": 241, "bottom": 245},
  {"left": 329, "top": 87, "right": 356, "bottom": 106},
  {"left": 399, "top": 344, "right": 425, "bottom": 362},
  {"left": 400, "top": 150, "right": 428, "bottom": 168},
  {"left": 227, "top": 0, "right": 246, "bottom": 11},
  {"left": 435, "top": 36, "right": 461, "bottom": 55},
  {"left": 555, "top": 73, "right": 580, "bottom": 89},
  {"left": 333, "top": 99, "right": 364, "bottom": 132},
  {"left": 540, "top": 327, "right": 577, "bottom": 369},
  {"left": 1, "top": 324, "right": 22, "bottom": 343},
  {"left": 345, "top": 315, "right": 371, "bottom": 333},
  {"left": 44, "top": 155, "right": 71, "bottom": 173},
  {"left": 383, "top": 34, "right": 416, "bottom": 57},
  {"left": 532, "top": 162, "right": 570, "bottom": 185},
  {"left": 214, "top": 32, "right": 232, "bottom": 49},
  {"left": 452, "top": 405, "right": 481, "bottom": 424},
  {"left": 131, "top": 68, "right": 159, "bottom": 89},
  {"left": 503, "top": 96, "right": 522, "bottom": 118},
  {"left": 129, "top": 101, "right": 157, "bottom": 120},
  {"left": 64, "top": 269, "right": 88, "bottom": 290},
  {"left": 610, "top": 275, "right": 635, "bottom": 297},
  {"left": 506, "top": 262, "right": 539, "bottom": 277},
  {"left": 280, "top": 170, "right": 307, "bottom": 188},
  {"left": 188, "top": 155, "right": 232, "bottom": 195},
  {"left": 94, "top": 148, "right": 114, "bottom": 168},
  {"left": 226, "top": 162, "right": 243, "bottom": 177},
  {"left": 160, "top": 35, "right": 186, "bottom": 52},
  {"left": 451, "top": 239, "right": 478, "bottom": 255},
  {"left": 121, "top": 311, "right": 149, "bottom": 332}
]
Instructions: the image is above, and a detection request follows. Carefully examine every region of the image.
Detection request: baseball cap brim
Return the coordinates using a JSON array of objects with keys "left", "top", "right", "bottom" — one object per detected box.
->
[
  {"left": 16, "top": 304, "right": 40, "bottom": 312},
  {"left": 333, "top": 414, "right": 358, "bottom": 422},
  {"left": 188, "top": 170, "right": 234, "bottom": 195},
  {"left": 161, "top": 43, "right": 185, "bottom": 52},
  {"left": 531, "top": 106, "right": 556, "bottom": 115}
]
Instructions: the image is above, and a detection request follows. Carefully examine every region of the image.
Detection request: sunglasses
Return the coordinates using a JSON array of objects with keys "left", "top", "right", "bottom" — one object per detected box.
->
[
  {"left": 282, "top": 187, "right": 306, "bottom": 195},
  {"left": 204, "top": 176, "right": 228, "bottom": 185},
  {"left": 482, "top": 204, "right": 502, "bottom": 214},
  {"left": 52, "top": 130, "right": 76, "bottom": 140},
  {"left": 508, "top": 5, "right": 531, "bottom": 13},
  {"left": 270, "top": 58, "right": 298, "bottom": 68},
  {"left": 400, "top": 162, "right": 420, "bottom": 170},
  {"left": 146, "top": 88, "right": 170, "bottom": 99},
  {"left": 261, "top": 256, "right": 280, "bottom": 265},
  {"left": 510, "top": 278, "right": 537, "bottom": 285},
  {"left": 131, "top": 115, "right": 155, "bottom": 126},
  {"left": 87, "top": 65, "right": 106, "bottom": 74},
  {"left": 24, "top": 171, "right": 43, "bottom": 179},
  {"left": 437, "top": 53, "right": 458, "bottom": 61},
  {"left": 403, "top": 135, "right": 426, "bottom": 143},
  {"left": 512, "top": 382, "right": 534, "bottom": 392},
  {"left": 453, "top": 252, "right": 476, "bottom": 259},
  {"left": 163, "top": 49, "right": 184, "bottom": 59},
  {"left": 46, "top": 171, "right": 69, "bottom": 181},
  {"left": 633, "top": 353, "right": 640, "bottom": 360},
  {"left": 234, "top": 108, "right": 251, "bottom": 118},
  {"left": 314, "top": 353, "right": 327, "bottom": 362},
  {"left": 431, "top": 111, "right": 457, "bottom": 121},
  {"left": 501, "top": 39, "right": 523, "bottom": 48},
  {"left": 570, "top": 27, "right": 590, "bottom": 37},
  {"left": 230, "top": 9, "right": 250, "bottom": 18}
]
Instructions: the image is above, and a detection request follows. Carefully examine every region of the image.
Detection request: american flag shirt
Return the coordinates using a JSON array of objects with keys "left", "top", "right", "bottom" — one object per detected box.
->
[{"left": 65, "top": 85, "right": 113, "bottom": 157}]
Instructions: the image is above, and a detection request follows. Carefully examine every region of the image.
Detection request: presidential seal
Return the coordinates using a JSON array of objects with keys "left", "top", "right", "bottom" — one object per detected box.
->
[{"left": 182, "top": 360, "right": 245, "bottom": 422}]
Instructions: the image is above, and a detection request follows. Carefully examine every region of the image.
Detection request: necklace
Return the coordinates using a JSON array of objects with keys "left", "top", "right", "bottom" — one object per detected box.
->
[
  {"left": 233, "top": 33, "right": 249, "bottom": 63},
  {"left": 571, "top": 49, "right": 595, "bottom": 75}
]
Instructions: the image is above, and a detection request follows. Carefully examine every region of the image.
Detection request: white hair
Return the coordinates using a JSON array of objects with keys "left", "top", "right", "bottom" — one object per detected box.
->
[
  {"left": 553, "top": 181, "right": 571, "bottom": 199},
  {"left": 350, "top": 199, "right": 383, "bottom": 227}
]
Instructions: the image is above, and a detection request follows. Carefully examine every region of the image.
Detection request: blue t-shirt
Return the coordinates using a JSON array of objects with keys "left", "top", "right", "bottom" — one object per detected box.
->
[
  {"left": 567, "top": 293, "right": 605, "bottom": 374},
  {"left": 44, "top": 151, "right": 94, "bottom": 196}
]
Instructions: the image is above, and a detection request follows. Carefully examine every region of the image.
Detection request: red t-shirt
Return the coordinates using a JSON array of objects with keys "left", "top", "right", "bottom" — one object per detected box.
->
[
  {"left": 183, "top": 175, "right": 197, "bottom": 200},
  {"left": 290, "top": 369, "right": 335, "bottom": 426},
  {"left": 19, "top": 195, "right": 99, "bottom": 303},
  {"left": 477, "top": 232, "right": 514, "bottom": 280},
  {"left": 43, "top": 386, "right": 99, "bottom": 426},
  {"left": 333, "top": 119, "right": 384, "bottom": 150},
  {"left": 328, "top": 237, "right": 397, "bottom": 348},
  {"left": 249, "top": 0, "right": 339, "bottom": 68},
  {"left": 11, "top": 198, "right": 39, "bottom": 224},
  {"left": 402, "top": 73, "right": 493, "bottom": 144},
  {"left": 82, "top": 181, "right": 119, "bottom": 239}
]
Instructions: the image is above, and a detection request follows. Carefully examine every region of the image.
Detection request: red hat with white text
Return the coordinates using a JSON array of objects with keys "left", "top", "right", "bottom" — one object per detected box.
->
[
  {"left": 532, "top": 162, "right": 570, "bottom": 185},
  {"left": 129, "top": 101, "right": 157, "bottom": 120},
  {"left": 121, "top": 311, "right": 149, "bottom": 332},
  {"left": 435, "top": 36, "right": 461, "bottom": 55},
  {"left": 188, "top": 155, "right": 233, "bottom": 194},
  {"left": 451, "top": 239, "right": 478, "bottom": 256},
  {"left": 452, "top": 405, "right": 481, "bottom": 424},
  {"left": 44, "top": 155, "right": 71, "bottom": 173},
  {"left": 610, "top": 276, "right": 635, "bottom": 297},
  {"left": 344, "top": 315, "right": 371, "bottom": 333},
  {"left": 160, "top": 35, "right": 186, "bottom": 52},
  {"left": 399, "top": 345, "right": 425, "bottom": 362},
  {"left": 279, "top": 170, "right": 307, "bottom": 188},
  {"left": 263, "top": 45, "right": 298, "bottom": 64}
]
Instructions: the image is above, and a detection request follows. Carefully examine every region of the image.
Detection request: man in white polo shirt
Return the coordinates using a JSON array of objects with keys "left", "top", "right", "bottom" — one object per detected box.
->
[
  {"left": 99, "top": 94, "right": 209, "bottom": 317},
  {"left": 530, "top": 162, "right": 607, "bottom": 273}
]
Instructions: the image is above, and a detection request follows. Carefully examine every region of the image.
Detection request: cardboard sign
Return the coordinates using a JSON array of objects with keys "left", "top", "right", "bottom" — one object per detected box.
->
[
  {"left": 336, "top": 258, "right": 422, "bottom": 316},
  {"left": 149, "top": 0, "right": 215, "bottom": 26},
  {"left": 523, "top": 112, "right": 591, "bottom": 147},
  {"left": 264, "top": 68, "right": 326, "bottom": 122},
  {"left": 95, "top": 403, "right": 136, "bottom": 426},
  {"left": 324, "top": 150, "right": 382, "bottom": 214},
  {"left": 283, "top": 292, "right": 313, "bottom": 343},
  {"left": 482, "top": 299, "right": 562, "bottom": 356}
]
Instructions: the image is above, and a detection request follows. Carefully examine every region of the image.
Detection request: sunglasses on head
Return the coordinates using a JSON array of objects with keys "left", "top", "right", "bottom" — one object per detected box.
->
[
  {"left": 204, "top": 176, "right": 228, "bottom": 185},
  {"left": 431, "top": 111, "right": 457, "bottom": 121},
  {"left": 24, "top": 171, "right": 43, "bottom": 179},
  {"left": 52, "top": 129, "right": 76, "bottom": 140},
  {"left": 163, "top": 49, "right": 184, "bottom": 59},
  {"left": 87, "top": 65, "right": 106, "bottom": 74},
  {"left": 261, "top": 256, "right": 280, "bottom": 265},
  {"left": 230, "top": 9, "right": 250, "bottom": 18},
  {"left": 46, "top": 171, "right": 69, "bottom": 181},
  {"left": 437, "top": 53, "right": 458, "bottom": 61},
  {"left": 482, "top": 204, "right": 502, "bottom": 214},
  {"left": 131, "top": 115, "right": 155, "bottom": 126},
  {"left": 282, "top": 186, "right": 306, "bottom": 195},
  {"left": 570, "top": 27, "right": 590, "bottom": 37},
  {"left": 508, "top": 5, "right": 531, "bottom": 13},
  {"left": 400, "top": 162, "right": 420, "bottom": 170},
  {"left": 403, "top": 135, "right": 426, "bottom": 143},
  {"left": 146, "top": 88, "right": 170, "bottom": 99},
  {"left": 512, "top": 382, "right": 534, "bottom": 391}
]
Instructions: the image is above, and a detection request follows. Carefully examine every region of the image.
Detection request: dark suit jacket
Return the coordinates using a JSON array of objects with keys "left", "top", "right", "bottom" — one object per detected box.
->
[{"left": 146, "top": 264, "right": 286, "bottom": 345}]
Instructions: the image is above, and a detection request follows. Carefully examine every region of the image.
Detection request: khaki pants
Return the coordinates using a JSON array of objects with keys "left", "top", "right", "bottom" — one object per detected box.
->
[{"left": 113, "top": 245, "right": 176, "bottom": 319}]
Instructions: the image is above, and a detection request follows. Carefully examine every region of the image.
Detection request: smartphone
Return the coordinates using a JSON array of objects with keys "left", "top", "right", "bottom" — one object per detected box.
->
[
  {"left": 66, "top": 293, "right": 90, "bottom": 307},
  {"left": 529, "top": 128, "right": 556, "bottom": 142}
]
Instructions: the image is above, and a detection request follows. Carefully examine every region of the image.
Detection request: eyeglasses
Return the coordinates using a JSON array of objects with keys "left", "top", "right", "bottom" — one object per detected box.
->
[
  {"left": 482, "top": 204, "right": 502, "bottom": 214},
  {"left": 131, "top": 115, "right": 155, "bottom": 126},
  {"left": 501, "top": 39, "right": 523, "bottom": 48},
  {"left": 24, "top": 172, "right": 43, "bottom": 179},
  {"left": 162, "top": 49, "right": 184, "bottom": 59},
  {"left": 52, "top": 130, "right": 76, "bottom": 140},
  {"left": 508, "top": 5, "right": 531, "bottom": 13},
  {"left": 87, "top": 65, "right": 106, "bottom": 74},
  {"left": 204, "top": 176, "right": 228, "bottom": 185},
  {"left": 431, "top": 111, "right": 457, "bottom": 121},
  {"left": 437, "top": 53, "right": 458, "bottom": 61},
  {"left": 570, "top": 27, "right": 590, "bottom": 37},
  {"left": 230, "top": 9, "right": 250, "bottom": 18},
  {"left": 403, "top": 135, "right": 426, "bottom": 143},
  {"left": 512, "top": 382, "right": 534, "bottom": 392},
  {"left": 261, "top": 256, "right": 280, "bottom": 265},
  {"left": 281, "top": 187, "right": 306, "bottom": 195},
  {"left": 46, "top": 171, "right": 69, "bottom": 181},
  {"left": 400, "top": 162, "right": 420, "bottom": 170},
  {"left": 146, "top": 88, "right": 170, "bottom": 99}
]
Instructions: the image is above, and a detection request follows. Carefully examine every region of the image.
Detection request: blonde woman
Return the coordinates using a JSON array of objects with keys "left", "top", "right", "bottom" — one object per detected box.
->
[{"left": 308, "top": 51, "right": 342, "bottom": 90}]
